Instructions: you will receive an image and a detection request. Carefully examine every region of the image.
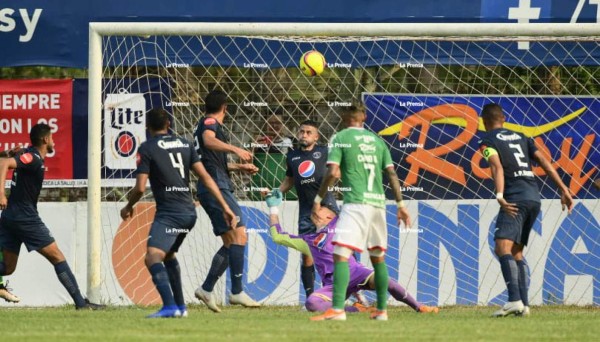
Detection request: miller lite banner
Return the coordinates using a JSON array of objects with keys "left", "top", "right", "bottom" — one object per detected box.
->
[
  {"left": 0, "top": 79, "right": 73, "bottom": 182},
  {"left": 103, "top": 90, "right": 146, "bottom": 170}
]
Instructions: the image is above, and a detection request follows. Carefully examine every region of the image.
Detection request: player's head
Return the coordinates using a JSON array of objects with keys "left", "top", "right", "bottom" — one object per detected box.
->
[
  {"left": 341, "top": 105, "right": 366, "bottom": 127},
  {"left": 146, "top": 108, "right": 170, "bottom": 135},
  {"left": 311, "top": 203, "right": 338, "bottom": 228},
  {"left": 30, "top": 123, "right": 54, "bottom": 153},
  {"left": 205, "top": 89, "right": 228, "bottom": 115},
  {"left": 481, "top": 103, "right": 505, "bottom": 131},
  {"left": 297, "top": 119, "right": 319, "bottom": 149}
]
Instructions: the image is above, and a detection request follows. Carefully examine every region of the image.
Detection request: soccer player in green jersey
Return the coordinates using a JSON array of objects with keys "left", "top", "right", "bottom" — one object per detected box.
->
[{"left": 310, "top": 105, "right": 411, "bottom": 321}]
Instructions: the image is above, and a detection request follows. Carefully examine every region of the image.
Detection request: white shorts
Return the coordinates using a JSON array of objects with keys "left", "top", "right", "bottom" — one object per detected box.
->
[{"left": 332, "top": 203, "right": 387, "bottom": 253}]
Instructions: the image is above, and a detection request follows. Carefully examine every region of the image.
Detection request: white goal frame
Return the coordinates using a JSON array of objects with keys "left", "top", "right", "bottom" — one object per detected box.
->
[{"left": 87, "top": 22, "right": 600, "bottom": 302}]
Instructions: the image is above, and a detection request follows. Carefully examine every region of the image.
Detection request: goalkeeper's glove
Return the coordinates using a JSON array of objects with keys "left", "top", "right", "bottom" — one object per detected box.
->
[{"left": 266, "top": 189, "right": 283, "bottom": 208}]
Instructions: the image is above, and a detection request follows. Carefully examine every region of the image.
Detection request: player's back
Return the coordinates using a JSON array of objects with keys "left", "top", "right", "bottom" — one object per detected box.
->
[
  {"left": 2, "top": 147, "right": 45, "bottom": 219},
  {"left": 194, "top": 116, "right": 233, "bottom": 191},
  {"left": 479, "top": 128, "right": 540, "bottom": 203},
  {"left": 137, "top": 134, "right": 198, "bottom": 215},
  {"left": 328, "top": 127, "right": 392, "bottom": 208}
]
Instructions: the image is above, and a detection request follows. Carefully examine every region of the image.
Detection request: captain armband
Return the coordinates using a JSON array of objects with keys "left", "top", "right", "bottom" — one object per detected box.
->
[{"left": 481, "top": 147, "right": 498, "bottom": 161}]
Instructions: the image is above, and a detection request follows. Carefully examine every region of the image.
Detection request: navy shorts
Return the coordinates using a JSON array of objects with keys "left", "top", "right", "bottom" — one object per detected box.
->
[
  {"left": 148, "top": 213, "right": 197, "bottom": 253},
  {"left": 0, "top": 216, "right": 55, "bottom": 254},
  {"left": 298, "top": 214, "right": 317, "bottom": 235},
  {"left": 198, "top": 189, "right": 245, "bottom": 236},
  {"left": 494, "top": 200, "right": 541, "bottom": 246}
]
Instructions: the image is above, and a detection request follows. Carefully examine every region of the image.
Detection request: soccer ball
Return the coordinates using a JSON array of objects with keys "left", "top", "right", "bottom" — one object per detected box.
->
[{"left": 299, "top": 50, "right": 326, "bottom": 76}]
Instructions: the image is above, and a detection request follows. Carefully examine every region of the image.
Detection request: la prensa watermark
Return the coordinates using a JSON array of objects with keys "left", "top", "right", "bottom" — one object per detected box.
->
[{"left": 400, "top": 228, "right": 423, "bottom": 234}]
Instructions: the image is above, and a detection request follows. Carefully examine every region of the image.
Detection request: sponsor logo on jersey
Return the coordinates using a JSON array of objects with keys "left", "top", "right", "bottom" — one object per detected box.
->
[
  {"left": 20, "top": 153, "right": 33, "bottom": 164},
  {"left": 114, "top": 131, "right": 137, "bottom": 157},
  {"left": 158, "top": 139, "right": 189, "bottom": 150},
  {"left": 313, "top": 232, "right": 327, "bottom": 249},
  {"left": 312, "top": 151, "right": 322, "bottom": 159},
  {"left": 496, "top": 132, "right": 522, "bottom": 141},
  {"left": 358, "top": 143, "right": 377, "bottom": 153},
  {"left": 291, "top": 156, "right": 301, "bottom": 161},
  {"left": 298, "top": 160, "right": 315, "bottom": 178}
]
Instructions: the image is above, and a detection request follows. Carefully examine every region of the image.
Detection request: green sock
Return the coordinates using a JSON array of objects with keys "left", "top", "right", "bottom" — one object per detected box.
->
[
  {"left": 0, "top": 276, "right": 3, "bottom": 286},
  {"left": 332, "top": 261, "right": 350, "bottom": 310},
  {"left": 373, "top": 261, "right": 389, "bottom": 311}
]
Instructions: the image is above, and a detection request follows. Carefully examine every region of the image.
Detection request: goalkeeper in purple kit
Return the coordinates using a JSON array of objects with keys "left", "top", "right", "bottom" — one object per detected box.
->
[{"left": 265, "top": 190, "right": 438, "bottom": 314}]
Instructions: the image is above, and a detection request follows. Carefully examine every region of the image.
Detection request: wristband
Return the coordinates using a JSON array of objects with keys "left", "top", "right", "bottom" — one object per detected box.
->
[
  {"left": 396, "top": 200, "right": 405, "bottom": 208},
  {"left": 496, "top": 192, "right": 504, "bottom": 200},
  {"left": 269, "top": 206, "right": 279, "bottom": 215},
  {"left": 314, "top": 194, "right": 323, "bottom": 204}
]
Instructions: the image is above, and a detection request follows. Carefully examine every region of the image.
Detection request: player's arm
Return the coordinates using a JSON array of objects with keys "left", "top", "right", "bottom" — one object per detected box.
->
[
  {"left": 385, "top": 166, "right": 411, "bottom": 228},
  {"left": 265, "top": 191, "right": 312, "bottom": 256},
  {"left": 483, "top": 147, "right": 518, "bottom": 217},
  {"left": 120, "top": 173, "right": 148, "bottom": 220},
  {"left": 532, "top": 150, "right": 573, "bottom": 214},
  {"left": 312, "top": 163, "right": 339, "bottom": 216},
  {"left": 192, "top": 161, "right": 237, "bottom": 229},
  {"left": 0, "top": 157, "right": 17, "bottom": 210},
  {"left": 278, "top": 176, "right": 294, "bottom": 193},
  {"left": 202, "top": 130, "right": 252, "bottom": 162},
  {"left": 227, "top": 162, "right": 259, "bottom": 175}
]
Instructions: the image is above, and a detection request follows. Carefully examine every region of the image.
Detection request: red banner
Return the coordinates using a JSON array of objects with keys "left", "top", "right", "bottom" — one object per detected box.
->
[{"left": 0, "top": 79, "right": 73, "bottom": 180}]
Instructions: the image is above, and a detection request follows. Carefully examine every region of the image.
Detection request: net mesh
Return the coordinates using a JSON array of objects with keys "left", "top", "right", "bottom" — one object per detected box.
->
[{"left": 98, "top": 34, "right": 599, "bottom": 306}]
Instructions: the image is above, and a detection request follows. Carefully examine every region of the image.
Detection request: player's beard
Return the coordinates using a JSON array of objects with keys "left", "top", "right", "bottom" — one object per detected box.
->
[
  {"left": 299, "top": 140, "right": 312, "bottom": 149},
  {"left": 47, "top": 143, "right": 55, "bottom": 154}
]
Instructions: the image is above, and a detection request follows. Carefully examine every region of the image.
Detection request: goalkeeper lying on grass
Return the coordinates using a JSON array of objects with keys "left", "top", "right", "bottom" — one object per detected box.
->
[{"left": 265, "top": 190, "right": 438, "bottom": 314}]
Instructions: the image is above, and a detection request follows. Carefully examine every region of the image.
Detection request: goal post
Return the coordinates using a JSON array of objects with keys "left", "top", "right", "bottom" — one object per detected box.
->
[{"left": 87, "top": 22, "right": 600, "bottom": 305}]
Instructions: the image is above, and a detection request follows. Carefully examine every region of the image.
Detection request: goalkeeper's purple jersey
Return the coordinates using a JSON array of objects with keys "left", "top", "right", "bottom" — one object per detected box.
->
[{"left": 299, "top": 217, "right": 362, "bottom": 286}]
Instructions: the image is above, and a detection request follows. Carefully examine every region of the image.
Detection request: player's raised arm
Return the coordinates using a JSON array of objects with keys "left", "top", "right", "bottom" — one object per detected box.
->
[
  {"left": 202, "top": 130, "right": 253, "bottom": 162},
  {"left": 265, "top": 190, "right": 311, "bottom": 256},
  {"left": 0, "top": 157, "right": 18, "bottom": 209},
  {"left": 192, "top": 161, "right": 237, "bottom": 229},
  {"left": 532, "top": 150, "right": 573, "bottom": 214}
]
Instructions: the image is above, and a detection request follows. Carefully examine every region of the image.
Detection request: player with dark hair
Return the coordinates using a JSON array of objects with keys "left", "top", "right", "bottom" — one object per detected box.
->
[
  {"left": 0, "top": 124, "right": 102, "bottom": 310},
  {"left": 275, "top": 119, "right": 340, "bottom": 300},
  {"left": 193, "top": 90, "right": 261, "bottom": 311},
  {"left": 121, "top": 108, "right": 237, "bottom": 318},
  {"left": 265, "top": 190, "right": 437, "bottom": 314},
  {"left": 0, "top": 146, "right": 22, "bottom": 303},
  {"left": 479, "top": 103, "right": 573, "bottom": 317},
  {"left": 311, "top": 105, "right": 411, "bottom": 321}
]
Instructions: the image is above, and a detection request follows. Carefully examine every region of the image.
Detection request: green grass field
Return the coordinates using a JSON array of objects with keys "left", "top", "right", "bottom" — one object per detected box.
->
[{"left": 0, "top": 305, "right": 597, "bottom": 341}]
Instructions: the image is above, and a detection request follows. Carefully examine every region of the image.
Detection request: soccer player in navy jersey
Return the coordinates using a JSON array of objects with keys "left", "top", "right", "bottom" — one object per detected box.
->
[
  {"left": 479, "top": 103, "right": 573, "bottom": 317},
  {"left": 121, "top": 108, "right": 237, "bottom": 318},
  {"left": 276, "top": 120, "right": 339, "bottom": 299},
  {"left": 193, "top": 90, "right": 261, "bottom": 312},
  {"left": 0, "top": 146, "right": 22, "bottom": 303},
  {"left": 0, "top": 125, "right": 102, "bottom": 310}
]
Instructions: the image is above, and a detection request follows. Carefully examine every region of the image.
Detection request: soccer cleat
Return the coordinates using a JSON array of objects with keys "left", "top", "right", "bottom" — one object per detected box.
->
[
  {"left": 351, "top": 302, "right": 376, "bottom": 313},
  {"left": 229, "top": 292, "right": 261, "bottom": 308},
  {"left": 369, "top": 310, "right": 388, "bottom": 321},
  {"left": 195, "top": 287, "right": 221, "bottom": 313},
  {"left": 75, "top": 298, "right": 106, "bottom": 310},
  {"left": 146, "top": 305, "right": 181, "bottom": 318},
  {"left": 310, "top": 308, "right": 346, "bottom": 321},
  {"left": 178, "top": 305, "right": 188, "bottom": 318},
  {"left": 352, "top": 291, "right": 370, "bottom": 307},
  {"left": 0, "top": 282, "right": 20, "bottom": 303},
  {"left": 418, "top": 305, "right": 439, "bottom": 314},
  {"left": 516, "top": 306, "right": 530, "bottom": 317},
  {"left": 492, "top": 300, "right": 524, "bottom": 317}
]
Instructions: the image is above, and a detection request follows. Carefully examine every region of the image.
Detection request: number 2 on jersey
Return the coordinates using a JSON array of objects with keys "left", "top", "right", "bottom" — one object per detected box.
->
[
  {"left": 508, "top": 143, "right": 529, "bottom": 168},
  {"left": 169, "top": 152, "right": 185, "bottom": 178}
]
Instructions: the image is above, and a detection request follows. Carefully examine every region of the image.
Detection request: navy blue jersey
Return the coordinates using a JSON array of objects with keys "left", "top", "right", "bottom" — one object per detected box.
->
[
  {"left": 479, "top": 128, "right": 540, "bottom": 203},
  {"left": 194, "top": 116, "right": 233, "bottom": 192},
  {"left": 136, "top": 134, "right": 200, "bottom": 215},
  {"left": 285, "top": 145, "right": 338, "bottom": 218},
  {"left": 1, "top": 147, "right": 45, "bottom": 219}
]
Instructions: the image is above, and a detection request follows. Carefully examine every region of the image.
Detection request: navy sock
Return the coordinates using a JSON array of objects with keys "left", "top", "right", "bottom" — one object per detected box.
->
[
  {"left": 54, "top": 261, "right": 86, "bottom": 307},
  {"left": 149, "top": 263, "right": 175, "bottom": 307},
  {"left": 499, "top": 254, "right": 521, "bottom": 302},
  {"left": 301, "top": 264, "right": 315, "bottom": 297},
  {"left": 229, "top": 244, "right": 245, "bottom": 295},
  {"left": 517, "top": 260, "right": 529, "bottom": 306},
  {"left": 202, "top": 246, "right": 229, "bottom": 292},
  {"left": 164, "top": 258, "right": 184, "bottom": 307}
]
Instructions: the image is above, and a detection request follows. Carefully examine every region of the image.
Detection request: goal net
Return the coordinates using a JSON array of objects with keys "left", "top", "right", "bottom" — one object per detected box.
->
[{"left": 89, "top": 23, "right": 600, "bottom": 307}]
